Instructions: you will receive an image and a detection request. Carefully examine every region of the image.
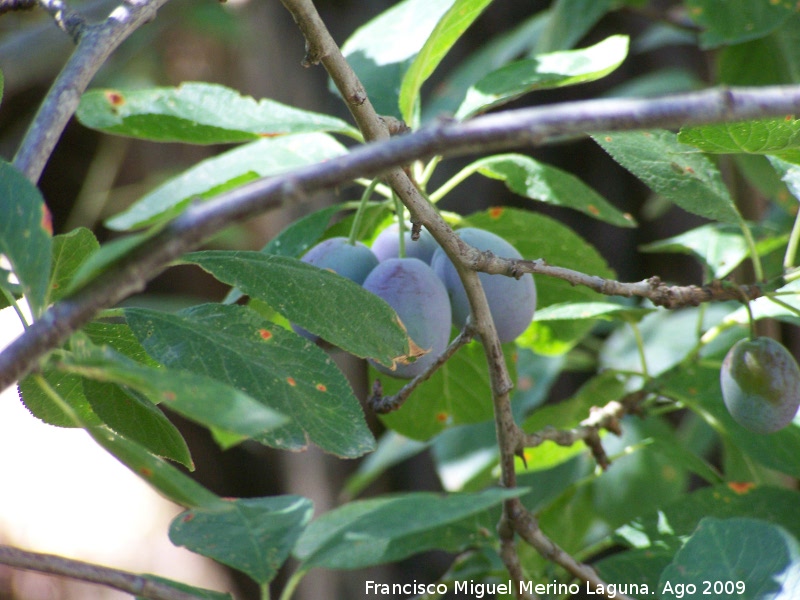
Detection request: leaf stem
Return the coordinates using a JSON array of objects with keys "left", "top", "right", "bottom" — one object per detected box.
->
[
  {"left": 738, "top": 217, "right": 764, "bottom": 282},
  {"left": 428, "top": 159, "right": 485, "bottom": 203},
  {"left": 1, "top": 287, "right": 30, "bottom": 329},
  {"left": 394, "top": 192, "right": 406, "bottom": 258},
  {"left": 277, "top": 569, "right": 305, "bottom": 600},
  {"left": 348, "top": 178, "right": 379, "bottom": 245}
]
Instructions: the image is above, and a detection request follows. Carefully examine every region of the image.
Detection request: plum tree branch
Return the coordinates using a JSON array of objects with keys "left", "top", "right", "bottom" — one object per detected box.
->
[
  {"left": 13, "top": 0, "right": 169, "bottom": 183},
  {"left": 3, "top": 85, "right": 800, "bottom": 413},
  {"left": 0, "top": 545, "right": 208, "bottom": 600}
]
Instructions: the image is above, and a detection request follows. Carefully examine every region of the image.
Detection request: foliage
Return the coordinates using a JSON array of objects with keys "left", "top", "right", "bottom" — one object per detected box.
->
[{"left": 3, "top": 0, "right": 800, "bottom": 599}]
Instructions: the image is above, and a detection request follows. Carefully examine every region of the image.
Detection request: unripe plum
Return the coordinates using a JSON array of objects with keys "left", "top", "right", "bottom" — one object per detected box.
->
[
  {"left": 431, "top": 228, "right": 536, "bottom": 343},
  {"left": 371, "top": 223, "right": 440, "bottom": 264},
  {"left": 720, "top": 336, "right": 800, "bottom": 434},
  {"left": 362, "top": 258, "right": 452, "bottom": 379},
  {"left": 293, "top": 237, "right": 379, "bottom": 341}
]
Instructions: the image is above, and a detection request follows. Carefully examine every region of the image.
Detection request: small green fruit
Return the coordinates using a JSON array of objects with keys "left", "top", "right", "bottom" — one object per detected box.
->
[{"left": 720, "top": 337, "right": 800, "bottom": 434}]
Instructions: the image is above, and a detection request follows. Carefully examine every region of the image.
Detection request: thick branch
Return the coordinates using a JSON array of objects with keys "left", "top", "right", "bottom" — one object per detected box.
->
[
  {"left": 3, "top": 86, "right": 800, "bottom": 395},
  {"left": 13, "top": 0, "right": 168, "bottom": 183},
  {"left": 0, "top": 545, "right": 210, "bottom": 600}
]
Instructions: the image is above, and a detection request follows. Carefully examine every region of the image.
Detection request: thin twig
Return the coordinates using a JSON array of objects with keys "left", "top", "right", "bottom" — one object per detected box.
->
[
  {"left": 0, "top": 0, "right": 36, "bottom": 13},
  {"left": 520, "top": 391, "right": 648, "bottom": 470},
  {"left": 507, "top": 500, "right": 635, "bottom": 600},
  {"left": 13, "top": 0, "right": 169, "bottom": 183},
  {"left": 368, "top": 324, "right": 474, "bottom": 414},
  {"left": 0, "top": 545, "right": 220, "bottom": 600},
  {"left": 38, "top": 0, "right": 87, "bottom": 41}
]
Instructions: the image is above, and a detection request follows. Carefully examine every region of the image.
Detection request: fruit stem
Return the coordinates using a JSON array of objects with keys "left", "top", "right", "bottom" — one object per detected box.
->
[
  {"left": 628, "top": 319, "right": 650, "bottom": 379},
  {"left": 394, "top": 192, "right": 406, "bottom": 258},
  {"left": 744, "top": 299, "right": 756, "bottom": 341},
  {"left": 348, "top": 178, "right": 380, "bottom": 245},
  {"left": 418, "top": 155, "right": 442, "bottom": 187},
  {"left": 783, "top": 207, "right": 800, "bottom": 271},
  {"left": 277, "top": 569, "right": 306, "bottom": 600}
]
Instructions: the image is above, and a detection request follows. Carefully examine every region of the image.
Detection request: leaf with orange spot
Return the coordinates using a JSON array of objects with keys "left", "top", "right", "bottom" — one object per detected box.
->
[{"left": 472, "top": 153, "right": 636, "bottom": 227}]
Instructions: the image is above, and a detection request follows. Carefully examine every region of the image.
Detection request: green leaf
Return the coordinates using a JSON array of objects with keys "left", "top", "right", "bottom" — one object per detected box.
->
[
  {"left": 377, "top": 339, "right": 517, "bottom": 441},
  {"left": 48, "top": 227, "right": 100, "bottom": 304},
  {"left": 17, "top": 370, "right": 101, "bottom": 428},
  {"left": 594, "top": 548, "right": 671, "bottom": 600},
  {"left": 455, "top": 35, "right": 629, "bottom": 119},
  {"left": 183, "top": 251, "right": 410, "bottom": 368},
  {"left": 82, "top": 321, "right": 160, "bottom": 367},
  {"left": 678, "top": 117, "right": 800, "bottom": 160},
  {"left": 464, "top": 208, "right": 615, "bottom": 355},
  {"left": 474, "top": 153, "right": 636, "bottom": 227},
  {"left": 399, "top": 0, "right": 493, "bottom": 125},
  {"left": 593, "top": 130, "right": 742, "bottom": 224},
  {"left": 170, "top": 496, "right": 313, "bottom": 584},
  {"left": 533, "top": 301, "right": 654, "bottom": 323},
  {"left": 660, "top": 517, "right": 800, "bottom": 599},
  {"left": 125, "top": 304, "right": 376, "bottom": 457},
  {"left": 82, "top": 379, "right": 193, "bottom": 468},
  {"left": 77, "top": 83, "right": 359, "bottom": 143},
  {"left": 89, "top": 426, "right": 223, "bottom": 509},
  {"left": 0, "top": 159, "right": 52, "bottom": 317},
  {"left": 63, "top": 340, "right": 287, "bottom": 446},
  {"left": 686, "top": 0, "right": 795, "bottom": 49},
  {"left": 640, "top": 223, "right": 783, "bottom": 279},
  {"left": 294, "top": 488, "right": 525, "bottom": 570},
  {"left": 105, "top": 133, "right": 347, "bottom": 231},
  {"left": 262, "top": 205, "right": 341, "bottom": 257},
  {"left": 661, "top": 363, "right": 800, "bottom": 479},
  {"left": 340, "top": 0, "right": 456, "bottom": 118}
]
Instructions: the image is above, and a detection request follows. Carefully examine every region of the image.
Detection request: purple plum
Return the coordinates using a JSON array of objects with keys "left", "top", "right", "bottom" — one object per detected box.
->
[{"left": 371, "top": 223, "right": 440, "bottom": 264}]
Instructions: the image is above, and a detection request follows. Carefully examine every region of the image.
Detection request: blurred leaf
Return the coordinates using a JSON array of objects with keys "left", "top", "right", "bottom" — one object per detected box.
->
[
  {"left": 533, "top": 301, "right": 653, "bottom": 322},
  {"left": 424, "top": 12, "right": 547, "bottom": 121},
  {"left": 399, "top": 0, "right": 493, "bottom": 124},
  {"left": 48, "top": 227, "right": 99, "bottom": 304},
  {"left": 184, "top": 251, "right": 409, "bottom": 367},
  {"left": 294, "top": 488, "right": 524, "bottom": 570},
  {"left": 63, "top": 341, "right": 288, "bottom": 444},
  {"left": 456, "top": 35, "right": 629, "bottom": 119},
  {"left": 640, "top": 222, "right": 785, "bottom": 279},
  {"left": 17, "top": 370, "right": 100, "bottom": 428},
  {"left": 593, "top": 130, "right": 742, "bottom": 224},
  {"left": 126, "top": 304, "right": 375, "bottom": 457},
  {"left": 594, "top": 548, "right": 671, "bottom": 600},
  {"left": 0, "top": 160, "right": 51, "bottom": 317},
  {"left": 340, "top": 0, "right": 455, "bottom": 118},
  {"left": 464, "top": 208, "right": 615, "bottom": 355},
  {"left": 77, "top": 83, "right": 359, "bottom": 143},
  {"left": 660, "top": 518, "right": 800, "bottom": 599},
  {"left": 377, "top": 339, "right": 517, "bottom": 441},
  {"left": 661, "top": 362, "right": 800, "bottom": 479},
  {"left": 535, "top": 0, "right": 613, "bottom": 53},
  {"left": 82, "top": 379, "right": 192, "bottom": 468},
  {"left": 605, "top": 68, "right": 701, "bottom": 98},
  {"left": 106, "top": 134, "right": 347, "bottom": 231},
  {"left": 170, "top": 496, "right": 313, "bottom": 584},
  {"left": 600, "top": 304, "right": 735, "bottom": 377},
  {"left": 89, "top": 426, "right": 223, "bottom": 509},
  {"left": 343, "top": 431, "right": 429, "bottom": 500},
  {"left": 722, "top": 279, "right": 800, "bottom": 328},
  {"left": 685, "top": 0, "right": 795, "bottom": 48},
  {"left": 474, "top": 153, "right": 636, "bottom": 227}
]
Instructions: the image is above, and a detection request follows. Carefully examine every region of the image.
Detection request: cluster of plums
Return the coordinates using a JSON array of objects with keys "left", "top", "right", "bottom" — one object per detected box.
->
[
  {"left": 297, "top": 224, "right": 536, "bottom": 379},
  {"left": 720, "top": 336, "right": 800, "bottom": 434}
]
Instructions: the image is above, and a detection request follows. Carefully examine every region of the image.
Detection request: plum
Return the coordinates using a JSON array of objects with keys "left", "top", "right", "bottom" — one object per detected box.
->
[
  {"left": 362, "top": 258, "right": 452, "bottom": 379},
  {"left": 720, "top": 336, "right": 800, "bottom": 434},
  {"left": 371, "top": 223, "right": 440, "bottom": 264},
  {"left": 431, "top": 228, "right": 536, "bottom": 343},
  {"left": 299, "top": 236, "right": 378, "bottom": 284},
  {"left": 293, "top": 237, "right": 379, "bottom": 341}
]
